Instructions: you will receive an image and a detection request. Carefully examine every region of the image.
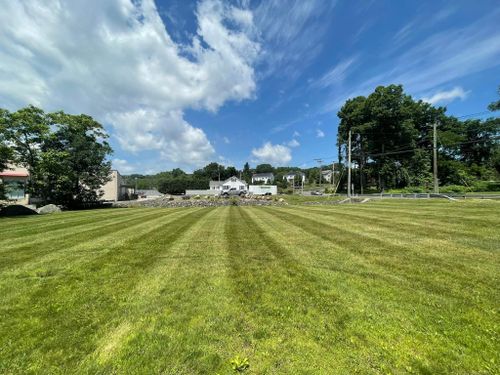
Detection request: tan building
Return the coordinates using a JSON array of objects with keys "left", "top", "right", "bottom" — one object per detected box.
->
[
  {"left": 0, "top": 165, "right": 30, "bottom": 204},
  {"left": 99, "top": 170, "right": 130, "bottom": 201}
]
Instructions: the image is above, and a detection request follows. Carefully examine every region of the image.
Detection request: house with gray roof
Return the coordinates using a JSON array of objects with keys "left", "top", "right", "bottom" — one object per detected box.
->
[
  {"left": 283, "top": 171, "right": 305, "bottom": 183},
  {"left": 251, "top": 173, "right": 274, "bottom": 184}
]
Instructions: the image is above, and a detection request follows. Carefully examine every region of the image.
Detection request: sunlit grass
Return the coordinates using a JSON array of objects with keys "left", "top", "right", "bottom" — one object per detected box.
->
[{"left": 0, "top": 200, "right": 498, "bottom": 374}]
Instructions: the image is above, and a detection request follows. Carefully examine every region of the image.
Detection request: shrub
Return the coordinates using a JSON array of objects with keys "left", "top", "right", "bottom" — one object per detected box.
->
[
  {"left": 470, "top": 180, "right": 500, "bottom": 192},
  {"left": 440, "top": 185, "right": 468, "bottom": 193}
]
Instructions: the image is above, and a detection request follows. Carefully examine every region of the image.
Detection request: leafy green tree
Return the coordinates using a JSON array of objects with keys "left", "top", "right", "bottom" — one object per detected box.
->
[
  {"left": 225, "top": 166, "right": 238, "bottom": 179},
  {"left": 488, "top": 85, "right": 500, "bottom": 111},
  {"left": 2, "top": 105, "right": 51, "bottom": 195},
  {"left": 0, "top": 110, "right": 13, "bottom": 199},
  {"left": 255, "top": 163, "right": 273, "bottom": 174},
  {"left": 1, "top": 106, "right": 113, "bottom": 206},
  {"left": 171, "top": 168, "right": 186, "bottom": 178},
  {"left": 43, "top": 112, "right": 113, "bottom": 206},
  {"left": 242, "top": 162, "right": 252, "bottom": 183},
  {"left": 337, "top": 85, "right": 444, "bottom": 191},
  {"left": 0, "top": 109, "right": 13, "bottom": 172}
]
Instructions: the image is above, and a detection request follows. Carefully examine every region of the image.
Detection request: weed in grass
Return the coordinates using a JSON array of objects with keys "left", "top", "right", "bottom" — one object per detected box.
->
[{"left": 230, "top": 356, "right": 249, "bottom": 372}]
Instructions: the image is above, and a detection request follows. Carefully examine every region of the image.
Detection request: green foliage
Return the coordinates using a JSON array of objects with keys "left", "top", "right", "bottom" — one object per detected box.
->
[
  {"left": 439, "top": 185, "right": 468, "bottom": 193},
  {"left": 230, "top": 356, "right": 249, "bottom": 372},
  {"left": 488, "top": 85, "right": 500, "bottom": 111},
  {"left": 242, "top": 162, "right": 252, "bottom": 183},
  {"left": 0, "top": 109, "right": 13, "bottom": 174},
  {"left": 158, "top": 176, "right": 207, "bottom": 194},
  {"left": 1, "top": 106, "right": 112, "bottom": 207},
  {"left": 255, "top": 163, "right": 273, "bottom": 173},
  {"left": 337, "top": 84, "right": 500, "bottom": 191}
]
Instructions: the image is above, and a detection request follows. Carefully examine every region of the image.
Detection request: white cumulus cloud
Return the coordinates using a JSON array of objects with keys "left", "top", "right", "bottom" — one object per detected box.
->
[
  {"left": 252, "top": 142, "right": 292, "bottom": 165},
  {"left": 0, "top": 0, "right": 259, "bottom": 167},
  {"left": 287, "top": 139, "right": 300, "bottom": 147},
  {"left": 421, "top": 87, "right": 469, "bottom": 105},
  {"left": 316, "top": 129, "right": 325, "bottom": 138}
]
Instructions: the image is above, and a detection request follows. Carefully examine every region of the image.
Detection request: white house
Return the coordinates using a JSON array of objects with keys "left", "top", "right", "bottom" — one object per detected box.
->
[
  {"left": 221, "top": 176, "right": 247, "bottom": 191},
  {"left": 321, "top": 170, "right": 334, "bottom": 183},
  {"left": 283, "top": 171, "right": 305, "bottom": 184},
  {"left": 252, "top": 173, "right": 274, "bottom": 184}
]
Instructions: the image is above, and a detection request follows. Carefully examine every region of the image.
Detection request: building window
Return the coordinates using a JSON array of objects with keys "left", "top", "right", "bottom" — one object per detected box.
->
[{"left": 4, "top": 180, "right": 26, "bottom": 200}]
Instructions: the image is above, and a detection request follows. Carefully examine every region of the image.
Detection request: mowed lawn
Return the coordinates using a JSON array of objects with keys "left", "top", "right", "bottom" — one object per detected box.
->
[{"left": 0, "top": 201, "right": 498, "bottom": 374}]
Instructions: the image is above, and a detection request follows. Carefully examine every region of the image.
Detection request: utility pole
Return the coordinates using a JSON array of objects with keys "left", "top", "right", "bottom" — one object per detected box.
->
[
  {"left": 331, "top": 162, "right": 335, "bottom": 188},
  {"left": 347, "top": 130, "right": 352, "bottom": 197},
  {"left": 359, "top": 134, "right": 363, "bottom": 195},
  {"left": 433, "top": 122, "right": 439, "bottom": 193},
  {"left": 314, "top": 158, "right": 323, "bottom": 187}
]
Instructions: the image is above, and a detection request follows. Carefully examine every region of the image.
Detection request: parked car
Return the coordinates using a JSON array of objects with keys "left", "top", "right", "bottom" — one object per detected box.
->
[
  {"left": 311, "top": 190, "right": 323, "bottom": 196},
  {"left": 221, "top": 188, "right": 247, "bottom": 197}
]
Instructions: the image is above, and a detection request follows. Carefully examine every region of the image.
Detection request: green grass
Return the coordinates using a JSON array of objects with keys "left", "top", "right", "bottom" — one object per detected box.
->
[
  {"left": 0, "top": 200, "right": 499, "bottom": 374},
  {"left": 281, "top": 194, "right": 344, "bottom": 204}
]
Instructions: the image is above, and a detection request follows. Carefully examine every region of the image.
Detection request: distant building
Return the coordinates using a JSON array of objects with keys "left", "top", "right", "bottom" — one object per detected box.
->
[
  {"left": 0, "top": 165, "right": 30, "bottom": 204},
  {"left": 283, "top": 171, "right": 305, "bottom": 184},
  {"left": 99, "top": 170, "right": 130, "bottom": 201},
  {"left": 222, "top": 176, "right": 247, "bottom": 191},
  {"left": 137, "top": 189, "right": 162, "bottom": 200},
  {"left": 209, "top": 180, "right": 224, "bottom": 191},
  {"left": 321, "top": 170, "right": 334, "bottom": 183},
  {"left": 252, "top": 173, "right": 274, "bottom": 184}
]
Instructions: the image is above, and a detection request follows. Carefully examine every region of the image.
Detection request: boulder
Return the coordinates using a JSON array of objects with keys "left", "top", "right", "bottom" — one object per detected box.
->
[{"left": 37, "top": 204, "right": 62, "bottom": 214}]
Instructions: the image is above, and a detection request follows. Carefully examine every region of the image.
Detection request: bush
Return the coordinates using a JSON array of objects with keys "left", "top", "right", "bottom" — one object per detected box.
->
[
  {"left": 440, "top": 185, "right": 468, "bottom": 193},
  {"left": 470, "top": 180, "right": 500, "bottom": 192}
]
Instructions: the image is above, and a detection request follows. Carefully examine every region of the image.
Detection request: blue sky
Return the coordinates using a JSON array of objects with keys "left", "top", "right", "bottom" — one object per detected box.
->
[{"left": 1, "top": 0, "right": 499, "bottom": 173}]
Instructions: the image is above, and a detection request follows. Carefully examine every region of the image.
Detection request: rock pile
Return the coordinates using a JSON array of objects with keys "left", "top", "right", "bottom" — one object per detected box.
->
[{"left": 113, "top": 195, "right": 288, "bottom": 208}]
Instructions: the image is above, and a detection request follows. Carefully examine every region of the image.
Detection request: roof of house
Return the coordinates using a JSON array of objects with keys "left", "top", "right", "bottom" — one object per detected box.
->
[
  {"left": 252, "top": 173, "right": 274, "bottom": 178},
  {"left": 285, "top": 171, "right": 305, "bottom": 177},
  {"left": 0, "top": 171, "right": 29, "bottom": 177},
  {"left": 223, "top": 176, "right": 246, "bottom": 184},
  {"left": 209, "top": 180, "right": 224, "bottom": 187}
]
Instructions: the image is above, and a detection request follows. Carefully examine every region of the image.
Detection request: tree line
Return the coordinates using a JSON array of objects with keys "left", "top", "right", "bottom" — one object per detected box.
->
[
  {"left": 0, "top": 106, "right": 112, "bottom": 206},
  {"left": 126, "top": 162, "right": 326, "bottom": 194},
  {"left": 2, "top": 84, "right": 497, "bottom": 203},
  {"left": 337, "top": 85, "right": 499, "bottom": 192}
]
